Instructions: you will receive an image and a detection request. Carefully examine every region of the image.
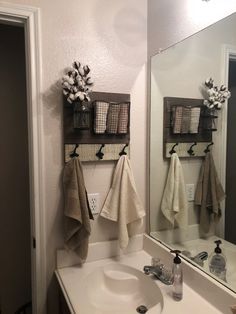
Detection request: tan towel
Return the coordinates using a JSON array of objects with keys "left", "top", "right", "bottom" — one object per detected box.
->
[
  {"left": 231, "top": 305, "right": 236, "bottom": 314},
  {"left": 94, "top": 101, "right": 109, "bottom": 134},
  {"left": 161, "top": 153, "right": 188, "bottom": 228},
  {"left": 100, "top": 155, "right": 145, "bottom": 249},
  {"left": 195, "top": 152, "right": 225, "bottom": 234},
  {"left": 63, "top": 157, "right": 93, "bottom": 263}
]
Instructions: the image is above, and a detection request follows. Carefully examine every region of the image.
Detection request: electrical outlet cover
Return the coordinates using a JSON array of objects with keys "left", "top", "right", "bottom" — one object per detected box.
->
[{"left": 88, "top": 193, "right": 100, "bottom": 214}]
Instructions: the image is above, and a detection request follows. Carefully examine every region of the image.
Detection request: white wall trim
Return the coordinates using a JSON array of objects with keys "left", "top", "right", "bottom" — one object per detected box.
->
[{"left": 0, "top": 3, "right": 46, "bottom": 314}]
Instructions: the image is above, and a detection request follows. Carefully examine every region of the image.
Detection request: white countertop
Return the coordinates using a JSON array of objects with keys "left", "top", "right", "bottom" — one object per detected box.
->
[{"left": 56, "top": 250, "right": 222, "bottom": 314}]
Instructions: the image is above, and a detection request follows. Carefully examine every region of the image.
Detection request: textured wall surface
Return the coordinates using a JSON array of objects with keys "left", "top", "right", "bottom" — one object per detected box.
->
[
  {"left": 148, "top": 0, "right": 236, "bottom": 56},
  {"left": 1, "top": 0, "right": 147, "bottom": 312}
]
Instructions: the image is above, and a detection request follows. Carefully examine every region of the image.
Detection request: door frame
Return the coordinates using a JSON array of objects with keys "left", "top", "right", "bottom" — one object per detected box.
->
[
  {"left": 0, "top": 3, "right": 46, "bottom": 314},
  {"left": 218, "top": 45, "right": 236, "bottom": 238}
]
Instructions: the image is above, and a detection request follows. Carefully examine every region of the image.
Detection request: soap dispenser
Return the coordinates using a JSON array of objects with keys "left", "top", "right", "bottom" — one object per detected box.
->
[
  {"left": 209, "top": 240, "right": 227, "bottom": 281},
  {"left": 170, "top": 250, "right": 183, "bottom": 301}
]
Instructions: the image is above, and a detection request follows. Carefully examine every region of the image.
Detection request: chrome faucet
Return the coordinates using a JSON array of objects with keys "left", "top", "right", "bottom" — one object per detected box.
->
[{"left": 143, "top": 260, "right": 173, "bottom": 285}]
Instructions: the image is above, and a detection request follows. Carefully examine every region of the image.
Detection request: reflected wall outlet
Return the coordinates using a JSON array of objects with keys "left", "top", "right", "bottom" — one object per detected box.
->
[
  {"left": 88, "top": 193, "right": 100, "bottom": 214},
  {"left": 186, "top": 184, "right": 195, "bottom": 202}
]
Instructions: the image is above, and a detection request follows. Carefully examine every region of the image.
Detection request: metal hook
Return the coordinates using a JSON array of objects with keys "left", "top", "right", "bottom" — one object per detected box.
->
[
  {"left": 119, "top": 144, "right": 129, "bottom": 156},
  {"left": 96, "top": 144, "right": 105, "bottom": 160},
  {"left": 70, "top": 144, "right": 79, "bottom": 158},
  {"left": 204, "top": 142, "right": 214, "bottom": 153},
  {"left": 187, "top": 142, "right": 197, "bottom": 156},
  {"left": 169, "top": 143, "right": 178, "bottom": 155}
]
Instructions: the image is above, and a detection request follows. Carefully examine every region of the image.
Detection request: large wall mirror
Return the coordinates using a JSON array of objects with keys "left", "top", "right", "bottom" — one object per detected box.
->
[{"left": 149, "top": 12, "right": 236, "bottom": 293}]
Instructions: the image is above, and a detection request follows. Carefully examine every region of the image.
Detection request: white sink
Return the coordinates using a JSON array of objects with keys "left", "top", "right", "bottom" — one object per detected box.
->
[{"left": 77, "top": 263, "right": 164, "bottom": 314}]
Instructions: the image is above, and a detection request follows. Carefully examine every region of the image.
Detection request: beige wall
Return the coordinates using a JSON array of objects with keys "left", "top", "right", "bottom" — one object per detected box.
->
[
  {"left": 2, "top": 0, "right": 147, "bottom": 312},
  {"left": 148, "top": 0, "right": 236, "bottom": 56},
  {"left": 0, "top": 24, "right": 31, "bottom": 313}
]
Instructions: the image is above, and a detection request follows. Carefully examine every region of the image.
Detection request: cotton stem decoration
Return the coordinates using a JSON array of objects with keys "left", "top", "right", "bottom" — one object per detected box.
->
[
  {"left": 62, "top": 61, "right": 93, "bottom": 103},
  {"left": 203, "top": 77, "right": 231, "bottom": 110}
]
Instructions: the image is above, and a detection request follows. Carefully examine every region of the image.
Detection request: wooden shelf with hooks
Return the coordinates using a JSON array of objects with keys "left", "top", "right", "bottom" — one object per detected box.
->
[{"left": 163, "top": 97, "right": 214, "bottom": 158}]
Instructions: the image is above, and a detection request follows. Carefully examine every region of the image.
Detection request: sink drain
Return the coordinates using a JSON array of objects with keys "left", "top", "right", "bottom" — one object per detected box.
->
[{"left": 136, "top": 305, "right": 148, "bottom": 313}]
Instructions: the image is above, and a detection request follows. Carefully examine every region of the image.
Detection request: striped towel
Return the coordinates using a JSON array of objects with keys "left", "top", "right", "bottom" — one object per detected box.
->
[
  {"left": 190, "top": 107, "right": 201, "bottom": 133},
  {"left": 118, "top": 103, "right": 129, "bottom": 134},
  {"left": 173, "top": 106, "right": 183, "bottom": 134},
  {"left": 106, "top": 104, "right": 120, "bottom": 134},
  {"left": 181, "top": 107, "right": 191, "bottom": 133},
  {"left": 94, "top": 101, "right": 109, "bottom": 134}
]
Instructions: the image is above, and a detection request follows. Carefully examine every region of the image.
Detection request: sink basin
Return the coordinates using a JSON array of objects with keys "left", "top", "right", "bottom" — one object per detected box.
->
[{"left": 77, "top": 263, "right": 164, "bottom": 314}]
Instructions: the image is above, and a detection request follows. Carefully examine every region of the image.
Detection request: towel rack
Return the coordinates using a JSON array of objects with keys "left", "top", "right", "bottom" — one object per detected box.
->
[
  {"left": 163, "top": 97, "right": 215, "bottom": 159},
  {"left": 65, "top": 144, "right": 130, "bottom": 162}
]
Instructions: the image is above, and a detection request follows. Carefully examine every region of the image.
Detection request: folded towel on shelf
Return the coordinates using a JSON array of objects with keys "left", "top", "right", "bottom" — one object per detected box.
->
[
  {"left": 161, "top": 153, "right": 188, "bottom": 228},
  {"left": 63, "top": 157, "right": 93, "bottom": 263},
  {"left": 106, "top": 103, "right": 120, "bottom": 133},
  {"left": 189, "top": 107, "right": 201, "bottom": 133},
  {"left": 195, "top": 152, "right": 225, "bottom": 234},
  {"left": 173, "top": 106, "right": 183, "bottom": 134},
  {"left": 94, "top": 101, "right": 109, "bottom": 134},
  {"left": 118, "top": 103, "right": 129, "bottom": 134},
  {"left": 181, "top": 107, "right": 191, "bottom": 133},
  {"left": 100, "top": 155, "right": 145, "bottom": 249}
]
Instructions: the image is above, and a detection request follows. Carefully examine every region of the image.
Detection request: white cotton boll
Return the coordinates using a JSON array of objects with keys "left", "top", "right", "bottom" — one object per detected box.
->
[
  {"left": 75, "top": 91, "right": 85, "bottom": 101},
  {"left": 209, "top": 96, "right": 215, "bottom": 103},
  {"left": 63, "top": 90, "right": 69, "bottom": 95},
  {"left": 207, "top": 88, "right": 215, "bottom": 96},
  {"left": 216, "top": 102, "right": 222, "bottom": 109},
  {"left": 79, "top": 93, "right": 85, "bottom": 101},
  {"left": 67, "top": 77, "right": 74, "bottom": 85},
  {"left": 69, "top": 93, "right": 75, "bottom": 101},
  {"left": 67, "top": 97, "right": 72, "bottom": 104},
  {"left": 78, "top": 66, "right": 85, "bottom": 76},
  {"left": 73, "top": 86, "right": 78, "bottom": 93},
  {"left": 203, "top": 100, "right": 209, "bottom": 106},
  {"left": 63, "top": 81, "right": 70, "bottom": 88},
  {"left": 63, "top": 75, "right": 70, "bottom": 82},
  {"left": 223, "top": 91, "right": 230, "bottom": 98}
]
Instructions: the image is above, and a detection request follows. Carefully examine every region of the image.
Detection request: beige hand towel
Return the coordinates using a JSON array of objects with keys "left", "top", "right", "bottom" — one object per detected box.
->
[
  {"left": 195, "top": 152, "right": 225, "bottom": 234},
  {"left": 100, "top": 155, "right": 145, "bottom": 249},
  {"left": 106, "top": 103, "right": 120, "bottom": 133},
  {"left": 173, "top": 106, "right": 183, "bottom": 134},
  {"left": 161, "top": 153, "right": 188, "bottom": 228},
  {"left": 94, "top": 101, "right": 109, "bottom": 134},
  {"left": 63, "top": 157, "right": 93, "bottom": 263},
  {"left": 118, "top": 103, "right": 129, "bottom": 134},
  {"left": 189, "top": 107, "right": 201, "bottom": 134},
  {"left": 181, "top": 107, "right": 191, "bottom": 134}
]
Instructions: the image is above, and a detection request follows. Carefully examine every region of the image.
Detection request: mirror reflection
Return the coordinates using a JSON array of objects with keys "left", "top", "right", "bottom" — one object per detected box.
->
[{"left": 150, "top": 13, "right": 236, "bottom": 292}]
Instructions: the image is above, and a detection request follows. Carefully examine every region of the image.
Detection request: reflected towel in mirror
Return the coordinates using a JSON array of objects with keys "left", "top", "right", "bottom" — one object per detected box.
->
[
  {"left": 161, "top": 153, "right": 188, "bottom": 228},
  {"left": 195, "top": 152, "right": 225, "bottom": 234}
]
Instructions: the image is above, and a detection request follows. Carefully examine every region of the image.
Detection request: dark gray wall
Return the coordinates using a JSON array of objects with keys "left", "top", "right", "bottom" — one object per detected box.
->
[
  {"left": 225, "top": 59, "right": 236, "bottom": 245},
  {"left": 0, "top": 24, "right": 31, "bottom": 313}
]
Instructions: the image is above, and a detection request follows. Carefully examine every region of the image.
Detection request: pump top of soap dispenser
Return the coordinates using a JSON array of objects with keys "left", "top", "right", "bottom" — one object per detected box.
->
[
  {"left": 171, "top": 250, "right": 182, "bottom": 264},
  {"left": 214, "top": 240, "right": 222, "bottom": 254}
]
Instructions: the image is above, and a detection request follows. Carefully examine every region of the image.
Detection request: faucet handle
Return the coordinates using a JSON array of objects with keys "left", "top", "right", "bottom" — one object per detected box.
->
[{"left": 151, "top": 257, "right": 161, "bottom": 267}]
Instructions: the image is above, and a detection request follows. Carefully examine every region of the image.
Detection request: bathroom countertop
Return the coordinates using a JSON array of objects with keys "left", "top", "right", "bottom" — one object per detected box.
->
[{"left": 56, "top": 250, "right": 222, "bottom": 314}]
